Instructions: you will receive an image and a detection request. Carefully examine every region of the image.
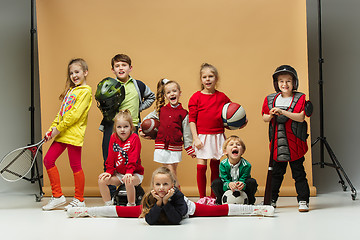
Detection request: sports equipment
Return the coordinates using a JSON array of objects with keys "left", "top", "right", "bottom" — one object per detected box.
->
[
  {"left": 0, "top": 132, "right": 51, "bottom": 182},
  {"left": 222, "top": 102, "right": 247, "bottom": 130},
  {"left": 222, "top": 190, "right": 248, "bottom": 204},
  {"left": 272, "top": 65, "right": 298, "bottom": 92},
  {"left": 113, "top": 184, "right": 145, "bottom": 206},
  {"left": 263, "top": 116, "right": 277, "bottom": 205},
  {"left": 95, "top": 77, "right": 125, "bottom": 121},
  {"left": 140, "top": 118, "right": 160, "bottom": 139}
]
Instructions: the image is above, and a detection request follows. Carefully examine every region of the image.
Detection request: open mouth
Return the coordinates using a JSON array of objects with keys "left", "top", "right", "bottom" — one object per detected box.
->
[
  {"left": 232, "top": 149, "right": 239, "bottom": 155},
  {"left": 170, "top": 96, "right": 176, "bottom": 101}
]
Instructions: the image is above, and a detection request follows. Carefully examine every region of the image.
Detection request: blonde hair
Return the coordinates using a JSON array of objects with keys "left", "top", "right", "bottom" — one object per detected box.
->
[
  {"left": 140, "top": 167, "right": 176, "bottom": 218},
  {"left": 60, "top": 58, "right": 88, "bottom": 100},
  {"left": 199, "top": 63, "right": 219, "bottom": 90},
  {"left": 112, "top": 109, "right": 135, "bottom": 133},
  {"left": 155, "top": 79, "right": 181, "bottom": 113},
  {"left": 222, "top": 135, "right": 246, "bottom": 155}
]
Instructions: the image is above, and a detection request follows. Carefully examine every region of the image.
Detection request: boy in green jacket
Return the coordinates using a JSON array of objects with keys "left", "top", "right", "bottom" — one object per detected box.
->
[{"left": 211, "top": 135, "right": 258, "bottom": 204}]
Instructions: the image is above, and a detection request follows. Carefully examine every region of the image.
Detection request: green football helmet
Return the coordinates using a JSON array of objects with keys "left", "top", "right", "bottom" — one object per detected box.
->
[{"left": 95, "top": 77, "right": 125, "bottom": 121}]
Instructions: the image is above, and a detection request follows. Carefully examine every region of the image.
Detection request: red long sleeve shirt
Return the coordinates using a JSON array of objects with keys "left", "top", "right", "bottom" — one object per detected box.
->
[
  {"left": 105, "top": 133, "right": 144, "bottom": 175},
  {"left": 188, "top": 90, "right": 230, "bottom": 134}
]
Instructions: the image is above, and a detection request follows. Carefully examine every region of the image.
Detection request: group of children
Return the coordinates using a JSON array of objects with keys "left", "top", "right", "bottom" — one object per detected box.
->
[{"left": 40, "top": 54, "right": 312, "bottom": 224}]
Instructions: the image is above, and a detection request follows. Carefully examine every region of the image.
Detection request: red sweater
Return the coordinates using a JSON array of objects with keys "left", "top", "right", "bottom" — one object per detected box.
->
[
  {"left": 188, "top": 91, "right": 230, "bottom": 134},
  {"left": 105, "top": 133, "right": 144, "bottom": 175}
]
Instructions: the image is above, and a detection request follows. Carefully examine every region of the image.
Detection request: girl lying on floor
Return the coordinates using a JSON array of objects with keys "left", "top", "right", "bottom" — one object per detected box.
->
[{"left": 67, "top": 167, "right": 274, "bottom": 224}]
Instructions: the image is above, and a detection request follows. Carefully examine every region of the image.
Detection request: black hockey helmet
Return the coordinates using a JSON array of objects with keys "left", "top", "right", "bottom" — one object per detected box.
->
[
  {"left": 272, "top": 65, "right": 298, "bottom": 92},
  {"left": 95, "top": 77, "right": 125, "bottom": 121}
]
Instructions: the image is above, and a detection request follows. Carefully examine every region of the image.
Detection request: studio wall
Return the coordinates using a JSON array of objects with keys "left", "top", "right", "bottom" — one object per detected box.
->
[{"left": 36, "top": 0, "right": 315, "bottom": 197}]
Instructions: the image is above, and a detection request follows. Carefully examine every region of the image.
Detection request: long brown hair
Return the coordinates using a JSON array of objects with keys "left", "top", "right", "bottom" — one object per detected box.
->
[
  {"left": 140, "top": 167, "right": 176, "bottom": 218},
  {"left": 59, "top": 58, "right": 88, "bottom": 100},
  {"left": 155, "top": 78, "right": 181, "bottom": 113}
]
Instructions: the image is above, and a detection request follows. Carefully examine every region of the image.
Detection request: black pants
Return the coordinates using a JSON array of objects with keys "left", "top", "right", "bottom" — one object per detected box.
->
[
  {"left": 271, "top": 157, "right": 310, "bottom": 203},
  {"left": 211, "top": 177, "right": 258, "bottom": 205}
]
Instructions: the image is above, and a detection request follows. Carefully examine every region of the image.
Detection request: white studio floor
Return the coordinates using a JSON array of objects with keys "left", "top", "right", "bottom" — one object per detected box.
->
[{"left": 0, "top": 191, "right": 358, "bottom": 240}]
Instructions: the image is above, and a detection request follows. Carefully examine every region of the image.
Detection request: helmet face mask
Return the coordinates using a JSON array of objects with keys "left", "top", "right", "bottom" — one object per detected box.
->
[
  {"left": 95, "top": 77, "right": 125, "bottom": 121},
  {"left": 272, "top": 65, "right": 298, "bottom": 92}
]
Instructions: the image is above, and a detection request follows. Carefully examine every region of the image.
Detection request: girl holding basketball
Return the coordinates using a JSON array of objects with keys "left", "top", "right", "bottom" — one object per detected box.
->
[
  {"left": 98, "top": 110, "right": 144, "bottom": 206},
  {"left": 188, "top": 63, "right": 231, "bottom": 201},
  {"left": 140, "top": 79, "right": 195, "bottom": 188},
  {"left": 42, "top": 58, "right": 92, "bottom": 211},
  {"left": 67, "top": 167, "right": 274, "bottom": 222}
]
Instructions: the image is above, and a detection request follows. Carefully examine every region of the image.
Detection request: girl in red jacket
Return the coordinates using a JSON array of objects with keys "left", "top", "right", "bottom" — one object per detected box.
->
[
  {"left": 140, "top": 79, "right": 195, "bottom": 188},
  {"left": 98, "top": 110, "right": 144, "bottom": 206},
  {"left": 188, "top": 63, "right": 231, "bottom": 200}
]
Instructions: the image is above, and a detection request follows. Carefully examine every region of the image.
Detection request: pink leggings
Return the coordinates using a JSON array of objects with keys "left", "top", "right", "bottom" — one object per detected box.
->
[{"left": 44, "top": 141, "right": 82, "bottom": 173}]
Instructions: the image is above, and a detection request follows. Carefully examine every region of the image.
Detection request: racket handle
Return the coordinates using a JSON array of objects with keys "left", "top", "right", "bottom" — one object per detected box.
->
[{"left": 45, "top": 131, "right": 53, "bottom": 140}]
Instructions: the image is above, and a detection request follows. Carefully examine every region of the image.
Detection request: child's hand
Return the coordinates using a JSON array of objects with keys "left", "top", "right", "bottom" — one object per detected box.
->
[
  {"left": 151, "top": 190, "right": 163, "bottom": 206},
  {"left": 193, "top": 138, "right": 204, "bottom": 150},
  {"left": 235, "top": 181, "right": 245, "bottom": 191},
  {"left": 51, "top": 127, "right": 60, "bottom": 137},
  {"left": 98, "top": 172, "right": 111, "bottom": 181},
  {"left": 122, "top": 174, "right": 133, "bottom": 184},
  {"left": 229, "top": 182, "right": 237, "bottom": 191},
  {"left": 44, "top": 131, "right": 52, "bottom": 142},
  {"left": 163, "top": 188, "right": 175, "bottom": 204},
  {"left": 190, "top": 152, "right": 196, "bottom": 158},
  {"left": 270, "top": 107, "right": 283, "bottom": 116},
  {"left": 139, "top": 130, "right": 152, "bottom": 140}
]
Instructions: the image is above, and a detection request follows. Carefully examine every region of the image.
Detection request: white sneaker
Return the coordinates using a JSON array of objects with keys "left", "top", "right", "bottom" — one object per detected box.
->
[
  {"left": 298, "top": 201, "right": 309, "bottom": 212},
  {"left": 252, "top": 205, "right": 275, "bottom": 217},
  {"left": 42, "top": 195, "right": 66, "bottom": 211},
  {"left": 67, "top": 207, "right": 95, "bottom": 218},
  {"left": 64, "top": 198, "right": 85, "bottom": 211}
]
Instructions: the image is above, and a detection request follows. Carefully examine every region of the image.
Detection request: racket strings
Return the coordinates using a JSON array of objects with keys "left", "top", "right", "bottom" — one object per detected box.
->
[{"left": 0, "top": 149, "right": 34, "bottom": 182}]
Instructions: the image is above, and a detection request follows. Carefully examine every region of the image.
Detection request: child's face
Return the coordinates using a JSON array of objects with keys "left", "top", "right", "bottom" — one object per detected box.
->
[
  {"left": 201, "top": 68, "right": 217, "bottom": 92},
  {"left": 277, "top": 74, "right": 294, "bottom": 96},
  {"left": 112, "top": 61, "right": 132, "bottom": 82},
  {"left": 153, "top": 173, "right": 174, "bottom": 198},
  {"left": 115, "top": 117, "right": 132, "bottom": 141},
  {"left": 69, "top": 63, "right": 88, "bottom": 86},
  {"left": 225, "top": 139, "right": 244, "bottom": 162},
  {"left": 164, "top": 83, "right": 181, "bottom": 106}
]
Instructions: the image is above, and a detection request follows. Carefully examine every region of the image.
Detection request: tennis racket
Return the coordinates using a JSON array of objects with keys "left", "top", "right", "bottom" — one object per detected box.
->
[{"left": 0, "top": 132, "right": 51, "bottom": 182}]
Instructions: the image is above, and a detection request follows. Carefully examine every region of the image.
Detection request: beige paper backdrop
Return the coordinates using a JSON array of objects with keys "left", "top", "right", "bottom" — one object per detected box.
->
[{"left": 36, "top": 0, "right": 315, "bottom": 197}]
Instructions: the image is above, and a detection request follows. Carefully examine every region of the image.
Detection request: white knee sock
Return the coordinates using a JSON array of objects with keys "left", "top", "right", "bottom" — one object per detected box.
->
[
  {"left": 88, "top": 206, "right": 118, "bottom": 217},
  {"left": 227, "top": 204, "right": 254, "bottom": 215}
]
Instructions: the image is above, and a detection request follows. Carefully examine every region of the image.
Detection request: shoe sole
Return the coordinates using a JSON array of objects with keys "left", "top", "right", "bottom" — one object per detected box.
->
[{"left": 299, "top": 209, "right": 309, "bottom": 212}]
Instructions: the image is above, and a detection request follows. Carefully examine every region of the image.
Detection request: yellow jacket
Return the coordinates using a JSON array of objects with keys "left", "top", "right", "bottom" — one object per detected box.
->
[{"left": 49, "top": 85, "right": 92, "bottom": 146}]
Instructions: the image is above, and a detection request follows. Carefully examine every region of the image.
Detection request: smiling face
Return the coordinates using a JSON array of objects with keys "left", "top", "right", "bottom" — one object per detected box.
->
[
  {"left": 277, "top": 74, "right": 294, "bottom": 97},
  {"left": 69, "top": 63, "right": 88, "bottom": 86},
  {"left": 200, "top": 68, "right": 217, "bottom": 94},
  {"left": 153, "top": 173, "right": 174, "bottom": 198},
  {"left": 115, "top": 116, "right": 132, "bottom": 141},
  {"left": 225, "top": 139, "right": 245, "bottom": 164},
  {"left": 112, "top": 61, "right": 132, "bottom": 82},
  {"left": 164, "top": 82, "right": 181, "bottom": 106}
]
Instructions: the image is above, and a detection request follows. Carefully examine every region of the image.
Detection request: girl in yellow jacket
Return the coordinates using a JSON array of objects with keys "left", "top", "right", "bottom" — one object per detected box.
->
[{"left": 42, "top": 58, "right": 92, "bottom": 211}]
